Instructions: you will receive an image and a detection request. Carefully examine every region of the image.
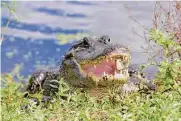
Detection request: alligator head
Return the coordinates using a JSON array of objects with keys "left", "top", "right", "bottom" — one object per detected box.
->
[
  {"left": 60, "top": 35, "right": 131, "bottom": 88},
  {"left": 26, "top": 35, "right": 155, "bottom": 98}
]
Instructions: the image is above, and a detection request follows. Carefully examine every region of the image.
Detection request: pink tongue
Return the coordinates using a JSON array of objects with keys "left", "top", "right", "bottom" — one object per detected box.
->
[{"left": 82, "top": 59, "right": 116, "bottom": 77}]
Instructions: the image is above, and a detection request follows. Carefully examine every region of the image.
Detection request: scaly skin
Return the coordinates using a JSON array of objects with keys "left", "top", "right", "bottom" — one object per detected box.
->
[{"left": 25, "top": 35, "right": 155, "bottom": 98}]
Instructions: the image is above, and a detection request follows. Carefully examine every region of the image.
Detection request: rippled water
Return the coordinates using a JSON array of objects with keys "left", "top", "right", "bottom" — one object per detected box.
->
[{"left": 1, "top": 1, "right": 156, "bottom": 78}]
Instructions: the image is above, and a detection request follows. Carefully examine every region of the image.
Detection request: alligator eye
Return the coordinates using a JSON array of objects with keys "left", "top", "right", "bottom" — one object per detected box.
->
[
  {"left": 108, "top": 38, "right": 110, "bottom": 42},
  {"left": 82, "top": 37, "right": 90, "bottom": 47}
]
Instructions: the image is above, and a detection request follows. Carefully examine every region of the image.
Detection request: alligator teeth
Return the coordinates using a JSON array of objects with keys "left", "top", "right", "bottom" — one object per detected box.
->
[
  {"left": 106, "top": 58, "right": 109, "bottom": 62},
  {"left": 114, "top": 71, "right": 117, "bottom": 75},
  {"left": 94, "top": 64, "right": 96, "bottom": 68},
  {"left": 103, "top": 72, "right": 106, "bottom": 76},
  {"left": 123, "top": 71, "right": 128, "bottom": 76},
  {"left": 110, "top": 58, "right": 113, "bottom": 60},
  {"left": 116, "top": 59, "right": 123, "bottom": 71},
  {"left": 125, "top": 56, "right": 128, "bottom": 60},
  {"left": 123, "top": 56, "right": 128, "bottom": 60}
]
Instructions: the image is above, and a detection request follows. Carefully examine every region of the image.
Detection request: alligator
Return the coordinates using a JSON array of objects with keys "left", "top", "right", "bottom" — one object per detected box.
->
[{"left": 25, "top": 35, "right": 155, "bottom": 98}]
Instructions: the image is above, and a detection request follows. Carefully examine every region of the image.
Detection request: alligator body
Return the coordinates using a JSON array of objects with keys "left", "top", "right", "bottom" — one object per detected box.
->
[{"left": 26, "top": 35, "right": 155, "bottom": 97}]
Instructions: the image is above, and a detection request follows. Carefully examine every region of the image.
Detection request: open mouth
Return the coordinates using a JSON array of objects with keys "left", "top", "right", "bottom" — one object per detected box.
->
[{"left": 80, "top": 49, "right": 130, "bottom": 84}]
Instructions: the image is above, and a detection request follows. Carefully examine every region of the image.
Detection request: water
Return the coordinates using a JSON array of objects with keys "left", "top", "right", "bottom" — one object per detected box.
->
[{"left": 1, "top": 1, "right": 156, "bottom": 79}]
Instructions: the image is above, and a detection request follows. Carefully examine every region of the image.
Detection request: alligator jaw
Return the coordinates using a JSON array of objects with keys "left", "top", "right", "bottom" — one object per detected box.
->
[{"left": 80, "top": 52, "right": 130, "bottom": 86}]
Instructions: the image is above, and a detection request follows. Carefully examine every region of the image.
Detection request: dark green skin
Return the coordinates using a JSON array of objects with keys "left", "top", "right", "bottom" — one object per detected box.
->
[{"left": 25, "top": 35, "right": 155, "bottom": 98}]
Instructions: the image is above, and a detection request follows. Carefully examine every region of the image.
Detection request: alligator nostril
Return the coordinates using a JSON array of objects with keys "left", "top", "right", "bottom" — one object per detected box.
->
[{"left": 100, "top": 35, "right": 111, "bottom": 43}]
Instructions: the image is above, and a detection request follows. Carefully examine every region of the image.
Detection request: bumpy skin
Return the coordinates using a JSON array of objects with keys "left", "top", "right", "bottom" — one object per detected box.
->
[
  {"left": 26, "top": 70, "right": 60, "bottom": 96},
  {"left": 123, "top": 65, "right": 156, "bottom": 92},
  {"left": 26, "top": 35, "right": 155, "bottom": 97},
  {"left": 60, "top": 36, "right": 130, "bottom": 87}
]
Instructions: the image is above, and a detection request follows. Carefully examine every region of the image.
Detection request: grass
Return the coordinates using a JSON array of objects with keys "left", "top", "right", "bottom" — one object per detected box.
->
[
  {"left": 1, "top": 76, "right": 181, "bottom": 121},
  {"left": 1, "top": 1, "right": 181, "bottom": 121},
  {"left": 1, "top": 29, "right": 181, "bottom": 121}
]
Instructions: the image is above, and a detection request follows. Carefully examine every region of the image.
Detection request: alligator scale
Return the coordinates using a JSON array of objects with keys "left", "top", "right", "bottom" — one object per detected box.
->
[{"left": 26, "top": 35, "right": 155, "bottom": 97}]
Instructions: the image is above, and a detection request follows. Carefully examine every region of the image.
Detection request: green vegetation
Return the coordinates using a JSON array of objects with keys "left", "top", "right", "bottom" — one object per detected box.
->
[
  {"left": 1, "top": 1, "right": 19, "bottom": 41},
  {"left": 149, "top": 29, "right": 181, "bottom": 89},
  {"left": 1, "top": 73, "right": 181, "bottom": 121},
  {"left": 1, "top": 1, "right": 181, "bottom": 121},
  {"left": 1, "top": 30, "right": 181, "bottom": 121}
]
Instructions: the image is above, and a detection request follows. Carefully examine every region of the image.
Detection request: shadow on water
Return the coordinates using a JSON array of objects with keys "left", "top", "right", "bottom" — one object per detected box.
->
[{"left": 1, "top": 1, "right": 157, "bottom": 81}]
